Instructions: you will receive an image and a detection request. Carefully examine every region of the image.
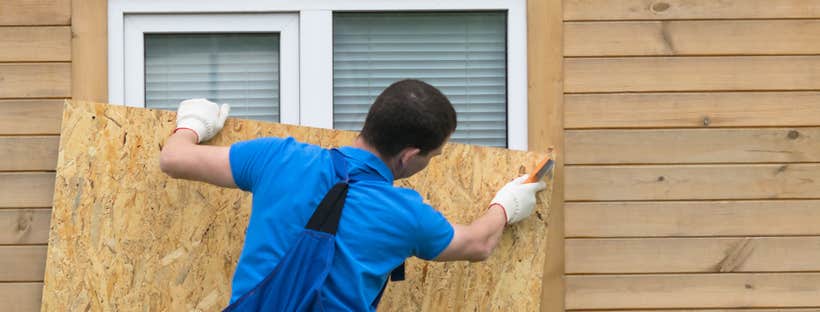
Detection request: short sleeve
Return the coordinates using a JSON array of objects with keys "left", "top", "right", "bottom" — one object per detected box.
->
[
  {"left": 229, "top": 137, "right": 289, "bottom": 192},
  {"left": 412, "top": 202, "right": 455, "bottom": 260}
]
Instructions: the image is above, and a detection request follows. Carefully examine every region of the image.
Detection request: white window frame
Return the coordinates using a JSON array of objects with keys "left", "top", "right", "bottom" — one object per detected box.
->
[
  {"left": 117, "top": 13, "right": 300, "bottom": 125},
  {"left": 109, "top": 0, "right": 528, "bottom": 150}
]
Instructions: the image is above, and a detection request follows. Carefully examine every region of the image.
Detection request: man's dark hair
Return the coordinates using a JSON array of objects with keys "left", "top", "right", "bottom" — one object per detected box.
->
[{"left": 360, "top": 79, "right": 457, "bottom": 158}]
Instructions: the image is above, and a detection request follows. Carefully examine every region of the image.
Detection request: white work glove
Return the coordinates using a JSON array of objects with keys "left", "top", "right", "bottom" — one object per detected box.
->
[
  {"left": 175, "top": 98, "right": 230, "bottom": 143},
  {"left": 491, "top": 175, "right": 547, "bottom": 224}
]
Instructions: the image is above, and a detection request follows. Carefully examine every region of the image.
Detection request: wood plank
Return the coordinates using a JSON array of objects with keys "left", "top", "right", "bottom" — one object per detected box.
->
[
  {"left": 0, "top": 283, "right": 42, "bottom": 312},
  {"left": 0, "top": 100, "right": 63, "bottom": 135},
  {"left": 565, "top": 200, "right": 820, "bottom": 237},
  {"left": 0, "top": 173, "right": 55, "bottom": 207},
  {"left": 567, "top": 237, "right": 820, "bottom": 274},
  {"left": 564, "top": 92, "right": 820, "bottom": 129},
  {"left": 72, "top": 0, "right": 108, "bottom": 102},
  {"left": 566, "top": 273, "right": 820, "bottom": 309},
  {"left": 570, "top": 307, "right": 820, "bottom": 312},
  {"left": 564, "top": 0, "right": 820, "bottom": 21},
  {"left": 0, "top": 0, "right": 70, "bottom": 25},
  {"left": 566, "top": 128, "right": 820, "bottom": 164},
  {"left": 0, "top": 246, "right": 47, "bottom": 281},
  {"left": 566, "top": 164, "right": 820, "bottom": 201},
  {"left": 42, "top": 101, "right": 555, "bottom": 311},
  {"left": 0, "top": 209, "right": 50, "bottom": 244},
  {"left": 566, "top": 20, "right": 820, "bottom": 56},
  {"left": 527, "top": 0, "right": 564, "bottom": 310},
  {"left": 565, "top": 56, "right": 820, "bottom": 93},
  {"left": 0, "top": 63, "right": 71, "bottom": 98},
  {"left": 0, "top": 136, "right": 59, "bottom": 171},
  {"left": 0, "top": 27, "right": 71, "bottom": 62}
]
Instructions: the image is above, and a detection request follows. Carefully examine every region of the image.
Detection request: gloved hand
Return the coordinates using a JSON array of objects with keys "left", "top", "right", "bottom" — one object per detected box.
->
[
  {"left": 175, "top": 98, "right": 230, "bottom": 143},
  {"left": 491, "top": 175, "right": 547, "bottom": 224}
]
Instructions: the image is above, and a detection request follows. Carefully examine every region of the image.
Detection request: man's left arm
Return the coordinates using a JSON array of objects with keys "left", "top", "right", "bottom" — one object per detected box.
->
[{"left": 159, "top": 99, "right": 236, "bottom": 188}]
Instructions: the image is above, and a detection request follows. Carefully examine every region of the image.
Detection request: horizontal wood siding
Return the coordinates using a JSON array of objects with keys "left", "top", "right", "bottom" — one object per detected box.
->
[
  {"left": 0, "top": 136, "right": 60, "bottom": 171},
  {"left": 563, "top": 1, "right": 820, "bottom": 310},
  {"left": 0, "top": 63, "right": 71, "bottom": 98},
  {"left": 0, "top": 2, "right": 77, "bottom": 308},
  {"left": 565, "top": 200, "right": 820, "bottom": 237},
  {"left": 0, "top": 209, "right": 51, "bottom": 244},
  {"left": 564, "top": 0, "right": 820, "bottom": 20},
  {"left": 0, "top": 283, "right": 43, "bottom": 312},
  {"left": 0, "top": 0, "right": 70, "bottom": 25},
  {"left": 566, "top": 20, "right": 820, "bottom": 56},
  {"left": 0, "top": 27, "right": 71, "bottom": 61},
  {"left": 566, "top": 273, "right": 820, "bottom": 309},
  {"left": 564, "top": 92, "right": 820, "bottom": 129},
  {"left": 565, "top": 56, "right": 820, "bottom": 93}
]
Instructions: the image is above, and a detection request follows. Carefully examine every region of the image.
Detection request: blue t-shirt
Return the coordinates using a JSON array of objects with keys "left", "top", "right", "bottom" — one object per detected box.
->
[{"left": 228, "top": 137, "right": 454, "bottom": 310}]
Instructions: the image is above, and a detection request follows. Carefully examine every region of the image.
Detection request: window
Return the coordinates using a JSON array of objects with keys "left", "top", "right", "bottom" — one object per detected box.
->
[
  {"left": 333, "top": 12, "right": 508, "bottom": 147},
  {"left": 109, "top": 1, "right": 527, "bottom": 149},
  {"left": 145, "top": 33, "right": 282, "bottom": 122}
]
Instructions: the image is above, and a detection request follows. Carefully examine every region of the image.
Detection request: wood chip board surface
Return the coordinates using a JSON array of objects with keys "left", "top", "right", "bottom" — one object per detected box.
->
[{"left": 42, "top": 101, "right": 553, "bottom": 311}]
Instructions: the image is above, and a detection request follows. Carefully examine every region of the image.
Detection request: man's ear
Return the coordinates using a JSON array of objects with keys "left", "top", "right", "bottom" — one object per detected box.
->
[{"left": 398, "top": 147, "right": 421, "bottom": 166}]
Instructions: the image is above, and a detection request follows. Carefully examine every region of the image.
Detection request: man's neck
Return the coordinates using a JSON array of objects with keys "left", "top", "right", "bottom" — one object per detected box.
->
[{"left": 352, "top": 136, "right": 399, "bottom": 177}]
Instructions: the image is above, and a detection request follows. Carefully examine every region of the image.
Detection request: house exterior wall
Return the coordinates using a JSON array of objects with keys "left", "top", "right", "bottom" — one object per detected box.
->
[
  {"left": 8, "top": 0, "right": 820, "bottom": 311},
  {"left": 0, "top": 0, "right": 106, "bottom": 310},
  {"left": 562, "top": 0, "right": 820, "bottom": 310},
  {"left": 0, "top": 0, "right": 70, "bottom": 310}
]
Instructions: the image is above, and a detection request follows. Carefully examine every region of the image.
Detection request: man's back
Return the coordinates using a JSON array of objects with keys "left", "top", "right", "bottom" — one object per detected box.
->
[{"left": 228, "top": 137, "right": 453, "bottom": 310}]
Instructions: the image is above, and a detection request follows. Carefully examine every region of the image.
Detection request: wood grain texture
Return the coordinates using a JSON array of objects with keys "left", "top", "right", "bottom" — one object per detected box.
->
[
  {"left": 566, "top": 273, "right": 820, "bottom": 309},
  {"left": 566, "top": 237, "right": 820, "bottom": 273},
  {"left": 565, "top": 56, "right": 820, "bottom": 93},
  {"left": 565, "top": 92, "right": 820, "bottom": 129},
  {"left": 566, "top": 164, "right": 820, "bottom": 201},
  {"left": 564, "top": 0, "right": 820, "bottom": 21},
  {"left": 0, "top": 27, "right": 71, "bottom": 62},
  {"left": 0, "top": 283, "right": 42, "bottom": 312},
  {"left": 0, "top": 63, "right": 71, "bottom": 98},
  {"left": 527, "top": 0, "right": 565, "bottom": 311},
  {"left": 565, "top": 200, "right": 820, "bottom": 237},
  {"left": 71, "top": 0, "right": 107, "bottom": 102},
  {"left": 42, "top": 101, "right": 554, "bottom": 311},
  {"left": 0, "top": 172, "right": 54, "bottom": 207},
  {"left": 0, "top": 209, "right": 51, "bottom": 244},
  {"left": 0, "top": 136, "right": 59, "bottom": 171},
  {"left": 0, "top": 246, "right": 47, "bottom": 281},
  {"left": 566, "top": 20, "right": 820, "bottom": 56},
  {"left": 0, "top": 100, "right": 63, "bottom": 135},
  {"left": 0, "top": 0, "right": 70, "bottom": 25},
  {"left": 566, "top": 128, "right": 820, "bottom": 164}
]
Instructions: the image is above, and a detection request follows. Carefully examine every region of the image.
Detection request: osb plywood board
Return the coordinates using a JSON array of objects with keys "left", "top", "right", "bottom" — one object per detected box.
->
[{"left": 42, "top": 101, "right": 553, "bottom": 311}]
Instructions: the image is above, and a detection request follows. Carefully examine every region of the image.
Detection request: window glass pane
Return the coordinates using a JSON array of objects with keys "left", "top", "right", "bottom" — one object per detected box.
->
[
  {"left": 333, "top": 12, "right": 507, "bottom": 147},
  {"left": 145, "top": 33, "right": 280, "bottom": 122}
]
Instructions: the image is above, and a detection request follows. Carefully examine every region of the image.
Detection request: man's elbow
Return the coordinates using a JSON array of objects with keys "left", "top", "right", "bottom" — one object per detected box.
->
[
  {"left": 467, "top": 240, "right": 494, "bottom": 262},
  {"left": 159, "top": 148, "right": 184, "bottom": 178}
]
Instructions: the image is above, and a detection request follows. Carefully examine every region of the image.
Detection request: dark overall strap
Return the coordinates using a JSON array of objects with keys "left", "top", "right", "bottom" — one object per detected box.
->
[{"left": 305, "top": 149, "right": 349, "bottom": 235}]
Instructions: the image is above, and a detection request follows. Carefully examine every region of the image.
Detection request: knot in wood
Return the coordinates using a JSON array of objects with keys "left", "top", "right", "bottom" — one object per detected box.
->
[
  {"left": 787, "top": 130, "right": 800, "bottom": 139},
  {"left": 651, "top": 2, "right": 671, "bottom": 12}
]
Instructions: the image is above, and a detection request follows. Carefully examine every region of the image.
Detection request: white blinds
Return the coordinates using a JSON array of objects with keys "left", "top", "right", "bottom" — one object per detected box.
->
[
  {"left": 144, "top": 33, "right": 281, "bottom": 122},
  {"left": 333, "top": 12, "right": 508, "bottom": 147}
]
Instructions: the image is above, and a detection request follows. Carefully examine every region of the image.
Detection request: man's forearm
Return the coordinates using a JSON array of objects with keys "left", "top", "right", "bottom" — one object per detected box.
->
[
  {"left": 159, "top": 129, "right": 236, "bottom": 188},
  {"left": 468, "top": 204, "right": 507, "bottom": 259}
]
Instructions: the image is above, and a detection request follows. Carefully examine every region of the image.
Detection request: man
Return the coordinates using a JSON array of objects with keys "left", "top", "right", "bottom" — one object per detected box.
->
[{"left": 160, "top": 79, "right": 546, "bottom": 311}]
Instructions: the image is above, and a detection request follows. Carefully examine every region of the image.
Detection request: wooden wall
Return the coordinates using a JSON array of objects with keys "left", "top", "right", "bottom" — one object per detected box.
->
[
  {"left": 0, "top": 0, "right": 106, "bottom": 310},
  {"left": 562, "top": 0, "right": 820, "bottom": 310},
  {"left": 0, "top": 0, "right": 69, "bottom": 310}
]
